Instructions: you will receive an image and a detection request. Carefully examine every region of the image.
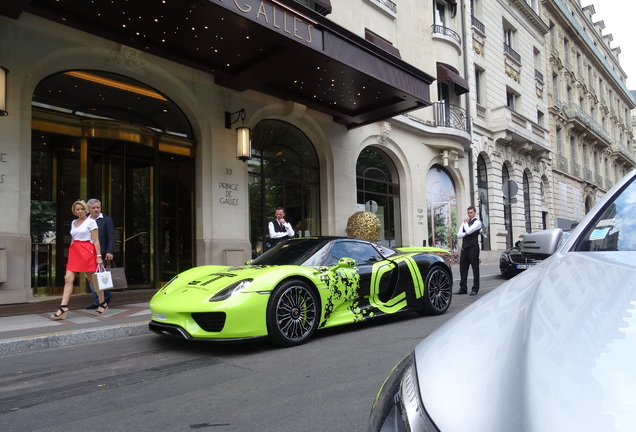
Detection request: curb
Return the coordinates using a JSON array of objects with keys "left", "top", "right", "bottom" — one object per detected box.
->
[{"left": 0, "top": 321, "right": 150, "bottom": 357}]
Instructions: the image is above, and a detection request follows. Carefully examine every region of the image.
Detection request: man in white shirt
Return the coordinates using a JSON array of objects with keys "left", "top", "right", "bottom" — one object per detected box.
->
[
  {"left": 268, "top": 207, "right": 295, "bottom": 248},
  {"left": 455, "top": 205, "right": 482, "bottom": 296}
]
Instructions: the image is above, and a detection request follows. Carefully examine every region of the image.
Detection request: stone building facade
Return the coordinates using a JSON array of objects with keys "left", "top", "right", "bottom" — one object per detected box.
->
[{"left": 542, "top": 0, "right": 635, "bottom": 230}]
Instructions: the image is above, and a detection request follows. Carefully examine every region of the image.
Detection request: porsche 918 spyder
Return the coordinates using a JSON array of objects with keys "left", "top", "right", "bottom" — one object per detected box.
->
[{"left": 149, "top": 237, "right": 453, "bottom": 347}]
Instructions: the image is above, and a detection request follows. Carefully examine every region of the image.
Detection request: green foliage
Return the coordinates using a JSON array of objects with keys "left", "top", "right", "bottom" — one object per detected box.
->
[{"left": 30, "top": 200, "right": 56, "bottom": 243}]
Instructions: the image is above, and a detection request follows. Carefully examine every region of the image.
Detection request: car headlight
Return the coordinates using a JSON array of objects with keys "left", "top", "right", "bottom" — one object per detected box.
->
[
  {"left": 367, "top": 352, "right": 439, "bottom": 432},
  {"left": 209, "top": 279, "right": 253, "bottom": 302}
]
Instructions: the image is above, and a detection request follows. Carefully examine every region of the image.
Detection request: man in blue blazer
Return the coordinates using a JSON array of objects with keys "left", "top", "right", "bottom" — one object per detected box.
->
[{"left": 85, "top": 198, "right": 115, "bottom": 308}]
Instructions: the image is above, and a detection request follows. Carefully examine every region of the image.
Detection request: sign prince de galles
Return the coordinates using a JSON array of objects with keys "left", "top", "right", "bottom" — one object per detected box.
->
[{"left": 210, "top": 0, "right": 323, "bottom": 49}]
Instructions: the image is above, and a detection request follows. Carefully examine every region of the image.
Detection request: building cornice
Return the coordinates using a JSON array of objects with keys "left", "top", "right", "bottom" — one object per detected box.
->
[{"left": 510, "top": 0, "right": 550, "bottom": 35}]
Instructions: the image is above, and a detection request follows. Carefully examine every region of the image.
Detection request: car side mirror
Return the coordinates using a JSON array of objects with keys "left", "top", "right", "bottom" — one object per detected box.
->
[
  {"left": 333, "top": 257, "right": 356, "bottom": 270},
  {"left": 520, "top": 228, "right": 563, "bottom": 259}
]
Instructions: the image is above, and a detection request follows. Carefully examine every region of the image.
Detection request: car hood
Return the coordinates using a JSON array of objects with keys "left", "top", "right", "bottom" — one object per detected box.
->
[
  {"left": 415, "top": 251, "right": 636, "bottom": 431},
  {"left": 155, "top": 265, "right": 292, "bottom": 299}
]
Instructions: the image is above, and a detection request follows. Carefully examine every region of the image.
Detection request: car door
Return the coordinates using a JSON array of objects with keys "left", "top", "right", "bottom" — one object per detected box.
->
[{"left": 329, "top": 240, "right": 398, "bottom": 310}]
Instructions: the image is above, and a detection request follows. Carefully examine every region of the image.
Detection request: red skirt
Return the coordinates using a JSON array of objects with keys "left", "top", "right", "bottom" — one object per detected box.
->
[{"left": 66, "top": 241, "right": 98, "bottom": 272}]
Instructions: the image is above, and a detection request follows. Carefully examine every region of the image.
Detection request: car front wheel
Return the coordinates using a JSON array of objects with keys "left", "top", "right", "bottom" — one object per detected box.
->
[
  {"left": 266, "top": 280, "right": 319, "bottom": 347},
  {"left": 417, "top": 265, "right": 452, "bottom": 316}
]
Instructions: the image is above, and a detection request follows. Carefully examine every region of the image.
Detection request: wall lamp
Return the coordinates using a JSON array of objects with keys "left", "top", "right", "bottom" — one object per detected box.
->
[
  {"left": 225, "top": 108, "right": 251, "bottom": 162},
  {"left": 0, "top": 67, "right": 7, "bottom": 116}
]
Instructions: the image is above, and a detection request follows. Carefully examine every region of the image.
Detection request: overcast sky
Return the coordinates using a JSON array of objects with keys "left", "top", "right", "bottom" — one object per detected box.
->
[{"left": 581, "top": 0, "right": 636, "bottom": 90}]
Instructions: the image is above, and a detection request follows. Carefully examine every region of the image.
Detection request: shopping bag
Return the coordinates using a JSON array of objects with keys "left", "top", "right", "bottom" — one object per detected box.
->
[
  {"left": 107, "top": 262, "right": 128, "bottom": 290},
  {"left": 92, "top": 264, "right": 114, "bottom": 290}
]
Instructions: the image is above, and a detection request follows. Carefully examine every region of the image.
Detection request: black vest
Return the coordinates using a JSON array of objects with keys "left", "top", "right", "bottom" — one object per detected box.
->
[
  {"left": 272, "top": 220, "right": 286, "bottom": 233},
  {"left": 462, "top": 218, "right": 480, "bottom": 249}
]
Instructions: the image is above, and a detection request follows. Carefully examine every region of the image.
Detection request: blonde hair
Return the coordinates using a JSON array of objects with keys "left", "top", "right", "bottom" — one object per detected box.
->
[{"left": 71, "top": 199, "right": 89, "bottom": 214}]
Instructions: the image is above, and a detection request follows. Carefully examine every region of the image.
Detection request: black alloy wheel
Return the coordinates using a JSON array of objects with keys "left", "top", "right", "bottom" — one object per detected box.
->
[
  {"left": 417, "top": 265, "right": 452, "bottom": 316},
  {"left": 266, "top": 279, "right": 319, "bottom": 347}
]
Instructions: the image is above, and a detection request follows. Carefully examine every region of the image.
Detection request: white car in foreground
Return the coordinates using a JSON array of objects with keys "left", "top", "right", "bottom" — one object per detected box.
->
[{"left": 367, "top": 168, "right": 636, "bottom": 432}]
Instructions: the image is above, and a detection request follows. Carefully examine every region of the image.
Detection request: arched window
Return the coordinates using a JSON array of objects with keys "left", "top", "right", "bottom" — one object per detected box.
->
[
  {"left": 523, "top": 171, "right": 532, "bottom": 234},
  {"left": 477, "top": 154, "right": 490, "bottom": 250},
  {"left": 248, "top": 120, "right": 320, "bottom": 255},
  {"left": 503, "top": 164, "right": 513, "bottom": 248},
  {"left": 426, "top": 165, "right": 457, "bottom": 252},
  {"left": 356, "top": 147, "right": 401, "bottom": 246},
  {"left": 30, "top": 70, "right": 195, "bottom": 295}
]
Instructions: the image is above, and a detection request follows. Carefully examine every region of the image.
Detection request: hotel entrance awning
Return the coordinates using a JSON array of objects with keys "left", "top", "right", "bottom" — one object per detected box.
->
[{"left": 1, "top": 0, "right": 434, "bottom": 129}]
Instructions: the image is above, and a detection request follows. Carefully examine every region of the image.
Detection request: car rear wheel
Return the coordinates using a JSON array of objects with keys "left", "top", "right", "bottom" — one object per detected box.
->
[
  {"left": 417, "top": 265, "right": 452, "bottom": 316},
  {"left": 266, "top": 280, "right": 319, "bottom": 347}
]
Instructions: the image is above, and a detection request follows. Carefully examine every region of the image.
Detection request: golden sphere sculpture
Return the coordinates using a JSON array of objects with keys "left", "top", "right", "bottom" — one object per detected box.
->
[{"left": 345, "top": 211, "right": 381, "bottom": 242}]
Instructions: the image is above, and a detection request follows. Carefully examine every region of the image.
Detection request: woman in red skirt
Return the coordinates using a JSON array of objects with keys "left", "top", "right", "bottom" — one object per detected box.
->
[{"left": 50, "top": 200, "right": 107, "bottom": 319}]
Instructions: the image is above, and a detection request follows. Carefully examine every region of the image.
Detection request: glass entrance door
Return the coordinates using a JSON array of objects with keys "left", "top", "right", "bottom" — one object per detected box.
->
[
  {"left": 122, "top": 157, "right": 153, "bottom": 286},
  {"left": 31, "top": 70, "right": 195, "bottom": 295}
]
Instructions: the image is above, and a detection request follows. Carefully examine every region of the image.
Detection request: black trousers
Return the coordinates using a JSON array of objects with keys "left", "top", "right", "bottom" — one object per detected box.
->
[{"left": 459, "top": 246, "right": 480, "bottom": 291}]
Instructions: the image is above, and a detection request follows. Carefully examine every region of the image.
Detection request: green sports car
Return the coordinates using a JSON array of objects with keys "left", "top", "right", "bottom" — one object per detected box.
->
[{"left": 149, "top": 236, "right": 453, "bottom": 347}]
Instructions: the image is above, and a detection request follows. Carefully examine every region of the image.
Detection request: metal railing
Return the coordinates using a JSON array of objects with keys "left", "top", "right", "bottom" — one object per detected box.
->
[
  {"left": 562, "top": 103, "right": 610, "bottom": 141},
  {"left": 471, "top": 15, "right": 485, "bottom": 33},
  {"left": 571, "top": 161, "right": 581, "bottom": 178},
  {"left": 595, "top": 173, "right": 604, "bottom": 186},
  {"left": 504, "top": 43, "right": 521, "bottom": 63},
  {"left": 432, "top": 25, "right": 461, "bottom": 45},
  {"left": 611, "top": 142, "right": 636, "bottom": 163},
  {"left": 556, "top": 154, "right": 568, "bottom": 173},
  {"left": 432, "top": 102, "right": 469, "bottom": 132}
]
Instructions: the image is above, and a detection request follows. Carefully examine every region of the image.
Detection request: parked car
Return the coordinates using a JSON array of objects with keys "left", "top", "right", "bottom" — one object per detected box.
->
[
  {"left": 498, "top": 240, "right": 541, "bottom": 278},
  {"left": 149, "top": 237, "right": 453, "bottom": 347},
  {"left": 367, "top": 168, "right": 636, "bottom": 431},
  {"left": 499, "top": 230, "right": 572, "bottom": 278}
]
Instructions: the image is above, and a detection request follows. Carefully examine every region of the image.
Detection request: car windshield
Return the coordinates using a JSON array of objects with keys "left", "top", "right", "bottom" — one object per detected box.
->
[
  {"left": 250, "top": 238, "right": 331, "bottom": 266},
  {"left": 575, "top": 175, "right": 636, "bottom": 252}
]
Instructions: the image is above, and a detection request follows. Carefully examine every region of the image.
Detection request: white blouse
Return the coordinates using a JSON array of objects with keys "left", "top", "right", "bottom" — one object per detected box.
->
[{"left": 70, "top": 217, "right": 98, "bottom": 242}]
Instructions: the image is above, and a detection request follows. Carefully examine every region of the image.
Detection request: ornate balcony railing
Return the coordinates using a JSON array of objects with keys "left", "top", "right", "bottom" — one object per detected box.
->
[
  {"left": 606, "top": 178, "right": 613, "bottom": 190},
  {"left": 504, "top": 43, "right": 521, "bottom": 63},
  {"left": 583, "top": 167, "right": 593, "bottom": 182},
  {"left": 556, "top": 154, "right": 568, "bottom": 173},
  {"left": 611, "top": 142, "right": 636, "bottom": 163},
  {"left": 433, "top": 102, "right": 469, "bottom": 132},
  {"left": 471, "top": 15, "right": 485, "bottom": 33},
  {"left": 571, "top": 161, "right": 581, "bottom": 178},
  {"left": 595, "top": 173, "right": 604, "bottom": 186},
  {"left": 432, "top": 25, "right": 461, "bottom": 45},
  {"left": 562, "top": 103, "right": 610, "bottom": 141}
]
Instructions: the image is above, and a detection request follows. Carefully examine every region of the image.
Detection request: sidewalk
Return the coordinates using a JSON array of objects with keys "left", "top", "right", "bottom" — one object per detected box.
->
[
  {"left": 0, "top": 262, "right": 502, "bottom": 357},
  {"left": 0, "top": 289, "right": 156, "bottom": 357}
]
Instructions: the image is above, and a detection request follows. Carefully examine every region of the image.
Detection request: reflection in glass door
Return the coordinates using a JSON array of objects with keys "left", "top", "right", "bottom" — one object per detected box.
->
[
  {"left": 89, "top": 140, "right": 154, "bottom": 287},
  {"left": 356, "top": 147, "right": 401, "bottom": 247},
  {"left": 123, "top": 159, "right": 153, "bottom": 285}
]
